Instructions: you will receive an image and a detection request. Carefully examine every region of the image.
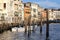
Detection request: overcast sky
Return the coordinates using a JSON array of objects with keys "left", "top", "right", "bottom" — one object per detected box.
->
[{"left": 22, "top": 0, "right": 60, "bottom": 8}]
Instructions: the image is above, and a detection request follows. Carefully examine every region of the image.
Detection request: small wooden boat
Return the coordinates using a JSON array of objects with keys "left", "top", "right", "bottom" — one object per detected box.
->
[{"left": 12, "top": 27, "right": 18, "bottom": 32}]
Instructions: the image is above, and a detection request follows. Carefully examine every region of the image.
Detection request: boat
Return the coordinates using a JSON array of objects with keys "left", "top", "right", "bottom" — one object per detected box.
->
[
  {"left": 18, "top": 27, "right": 25, "bottom": 32},
  {"left": 12, "top": 27, "right": 18, "bottom": 32}
]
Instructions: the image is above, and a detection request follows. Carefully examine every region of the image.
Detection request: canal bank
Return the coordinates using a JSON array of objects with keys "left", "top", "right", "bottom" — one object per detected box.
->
[{"left": 0, "top": 23, "right": 20, "bottom": 33}]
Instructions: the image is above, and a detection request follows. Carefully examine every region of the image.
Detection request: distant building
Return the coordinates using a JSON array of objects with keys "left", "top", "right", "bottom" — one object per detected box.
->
[
  {"left": 31, "top": 3, "right": 38, "bottom": 22},
  {"left": 38, "top": 6, "right": 44, "bottom": 21},
  {"left": 48, "top": 9, "right": 60, "bottom": 20},
  {"left": 48, "top": 9, "right": 56, "bottom": 20},
  {"left": 41, "top": 10, "right": 47, "bottom": 21},
  {"left": 18, "top": 1, "right": 24, "bottom": 24},
  {"left": 24, "top": 2, "right": 44, "bottom": 24},
  {"left": 24, "top": 2, "right": 31, "bottom": 24},
  {"left": 53, "top": 10, "right": 60, "bottom": 20}
]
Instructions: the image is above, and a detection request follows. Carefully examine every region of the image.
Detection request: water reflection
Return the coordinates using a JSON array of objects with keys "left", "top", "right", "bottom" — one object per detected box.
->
[{"left": 0, "top": 23, "right": 60, "bottom": 40}]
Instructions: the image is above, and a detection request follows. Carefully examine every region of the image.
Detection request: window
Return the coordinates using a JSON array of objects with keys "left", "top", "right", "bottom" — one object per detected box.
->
[
  {"left": 1, "top": 16, "right": 5, "bottom": 21},
  {"left": 33, "top": 14, "right": 36, "bottom": 18},
  {"left": 33, "top": 9, "right": 36, "bottom": 12},
  {"left": 4, "top": 3, "right": 6, "bottom": 9},
  {"left": 14, "top": 12, "right": 19, "bottom": 16},
  {"left": 38, "top": 12, "right": 40, "bottom": 15},
  {"left": 14, "top": 4, "right": 18, "bottom": 10},
  {"left": 19, "top": 5, "right": 22, "bottom": 8},
  {"left": 26, "top": 12, "right": 30, "bottom": 14},
  {"left": 15, "top": 4, "right": 18, "bottom": 6}
]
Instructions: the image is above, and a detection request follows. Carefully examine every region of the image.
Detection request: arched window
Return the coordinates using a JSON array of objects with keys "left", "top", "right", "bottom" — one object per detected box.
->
[
  {"left": 4, "top": 3, "right": 6, "bottom": 9},
  {"left": 14, "top": 11, "right": 19, "bottom": 16}
]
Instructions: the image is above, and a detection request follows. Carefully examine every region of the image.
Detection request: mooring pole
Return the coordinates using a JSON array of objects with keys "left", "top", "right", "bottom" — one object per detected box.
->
[
  {"left": 24, "top": 18, "right": 27, "bottom": 33},
  {"left": 32, "top": 19, "right": 35, "bottom": 32},
  {"left": 28, "top": 15, "right": 31, "bottom": 37},
  {"left": 45, "top": 9, "right": 49, "bottom": 40},
  {"left": 25, "top": 25, "right": 27, "bottom": 33},
  {"left": 40, "top": 13, "right": 42, "bottom": 33}
]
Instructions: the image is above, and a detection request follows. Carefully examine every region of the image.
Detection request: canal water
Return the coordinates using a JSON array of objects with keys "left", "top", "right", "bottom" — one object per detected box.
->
[{"left": 0, "top": 23, "right": 60, "bottom": 40}]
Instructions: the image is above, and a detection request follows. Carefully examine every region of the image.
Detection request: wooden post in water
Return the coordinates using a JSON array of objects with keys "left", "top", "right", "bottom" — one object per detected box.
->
[
  {"left": 25, "top": 25, "right": 27, "bottom": 33},
  {"left": 45, "top": 9, "right": 49, "bottom": 40},
  {"left": 33, "top": 19, "right": 35, "bottom": 32},
  {"left": 28, "top": 15, "right": 31, "bottom": 37},
  {"left": 40, "top": 13, "right": 42, "bottom": 33},
  {"left": 24, "top": 18, "right": 28, "bottom": 33}
]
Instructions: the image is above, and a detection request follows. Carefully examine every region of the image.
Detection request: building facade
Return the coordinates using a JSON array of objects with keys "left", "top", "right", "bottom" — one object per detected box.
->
[
  {"left": 24, "top": 2, "right": 31, "bottom": 25},
  {"left": 0, "top": 0, "right": 14, "bottom": 24},
  {"left": 31, "top": 3, "right": 38, "bottom": 22},
  {"left": 38, "top": 6, "right": 44, "bottom": 21},
  {"left": 0, "top": 0, "right": 23, "bottom": 24},
  {"left": 24, "top": 2, "right": 44, "bottom": 24},
  {"left": 41, "top": 10, "right": 47, "bottom": 21},
  {"left": 48, "top": 9, "right": 56, "bottom": 20},
  {"left": 53, "top": 10, "right": 60, "bottom": 20}
]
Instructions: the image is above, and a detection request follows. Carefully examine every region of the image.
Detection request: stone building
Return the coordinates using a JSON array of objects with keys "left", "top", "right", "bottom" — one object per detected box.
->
[
  {"left": 53, "top": 9, "right": 60, "bottom": 20},
  {"left": 0, "top": 0, "right": 23, "bottom": 25},
  {"left": 31, "top": 3, "right": 38, "bottom": 22},
  {"left": 38, "top": 6, "right": 44, "bottom": 21},
  {"left": 24, "top": 2, "right": 31, "bottom": 25},
  {"left": 0, "top": 0, "right": 14, "bottom": 24},
  {"left": 48, "top": 9, "right": 56, "bottom": 20},
  {"left": 24, "top": 2, "right": 44, "bottom": 24}
]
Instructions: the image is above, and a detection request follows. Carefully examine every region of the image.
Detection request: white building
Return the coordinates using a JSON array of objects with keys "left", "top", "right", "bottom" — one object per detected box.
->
[
  {"left": 38, "top": 6, "right": 44, "bottom": 20},
  {"left": 53, "top": 10, "right": 60, "bottom": 20},
  {"left": 18, "top": 1, "right": 24, "bottom": 23},
  {"left": 31, "top": 3, "right": 38, "bottom": 22},
  {"left": 0, "top": 0, "right": 24, "bottom": 24},
  {"left": 0, "top": 0, "right": 14, "bottom": 24},
  {"left": 48, "top": 9, "right": 56, "bottom": 20}
]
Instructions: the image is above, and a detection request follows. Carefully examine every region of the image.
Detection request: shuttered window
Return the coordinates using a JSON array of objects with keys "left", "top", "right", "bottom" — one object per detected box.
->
[{"left": 4, "top": 3, "right": 6, "bottom": 9}]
